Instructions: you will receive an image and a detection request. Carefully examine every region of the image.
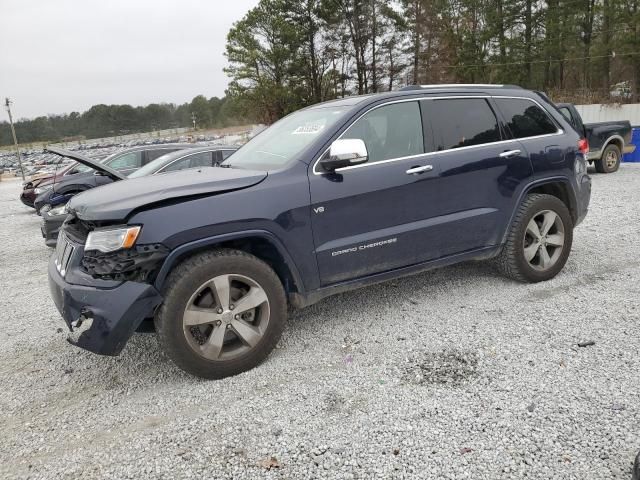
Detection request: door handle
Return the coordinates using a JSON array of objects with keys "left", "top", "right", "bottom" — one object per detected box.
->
[
  {"left": 499, "top": 149, "right": 522, "bottom": 158},
  {"left": 406, "top": 165, "right": 433, "bottom": 175}
]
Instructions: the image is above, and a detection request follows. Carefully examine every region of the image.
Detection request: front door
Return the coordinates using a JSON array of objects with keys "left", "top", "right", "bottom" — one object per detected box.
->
[{"left": 309, "top": 100, "right": 443, "bottom": 285}]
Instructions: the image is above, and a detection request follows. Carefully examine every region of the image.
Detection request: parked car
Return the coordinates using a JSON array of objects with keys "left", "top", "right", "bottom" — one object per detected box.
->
[
  {"left": 48, "top": 84, "right": 591, "bottom": 379},
  {"left": 40, "top": 145, "right": 239, "bottom": 246},
  {"left": 22, "top": 144, "right": 192, "bottom": 209},
  {"left": 32, "top": 143, "right": 197, "bottom": 212},
  {"left": 556, "top": 103, "right": 635, "bottom": 173}
]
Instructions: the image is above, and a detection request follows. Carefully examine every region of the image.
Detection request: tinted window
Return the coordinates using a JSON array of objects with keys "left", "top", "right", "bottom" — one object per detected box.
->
[
  {"left": 147, "top": 148, "right": 180, "bottom": 162},
  {"left": 221, "top": 150, "right": 235, "bottom": 160},
  {"left": 342, "top": 101, "right": 424, "bottom": 163},
  {"left": 107, "top": 151, "right": 142, "bottom": 170},
  {"left": 558, "top": 106, "right": 576, "bottom": 128},
  {"left": 429, "top": 98, "right": 501, "bottom": 151},
  {"left": 494, "top": 98, "right": 558, "bottom": 139}
]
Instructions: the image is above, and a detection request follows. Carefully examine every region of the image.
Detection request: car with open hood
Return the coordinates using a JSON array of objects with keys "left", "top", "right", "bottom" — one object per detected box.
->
[
  {"left": 40, "top": 145, "right": 238, "bottom": 246},
  {"left": 25, "top": 144, "right": 193, "bottom": 210},
  {"left": 48, "top": 85, "right": 591, "bottom": 379}
]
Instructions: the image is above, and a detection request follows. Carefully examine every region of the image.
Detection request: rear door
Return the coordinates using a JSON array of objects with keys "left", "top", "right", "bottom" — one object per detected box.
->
[
  {"left": 419, "top": 96, "right": 534, "bottom": 253},
  {"left": 492, "top": 97, "right": 565, "bottom": 178}
]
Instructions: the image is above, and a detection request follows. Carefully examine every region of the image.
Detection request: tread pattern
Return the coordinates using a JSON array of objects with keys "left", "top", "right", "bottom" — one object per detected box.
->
[{"left": 495, "top": 194, "right": 547, "bottom": 282}]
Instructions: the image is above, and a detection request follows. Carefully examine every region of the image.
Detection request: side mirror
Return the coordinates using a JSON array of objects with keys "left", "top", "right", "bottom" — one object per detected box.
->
[{"left": 319, "top": 139, "right": 368, "bottom": 172}]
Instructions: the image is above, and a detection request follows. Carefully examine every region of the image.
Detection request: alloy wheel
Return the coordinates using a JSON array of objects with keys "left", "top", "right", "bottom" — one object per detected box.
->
[
  {"left": 523, "top": 210, "right": 565, "bottom": 271},
  {"left": 182, "top": 274, "right": 270, "bottom": 361},
  {"left": 605, "top": 149, "right": 619, "bottom": 170}
]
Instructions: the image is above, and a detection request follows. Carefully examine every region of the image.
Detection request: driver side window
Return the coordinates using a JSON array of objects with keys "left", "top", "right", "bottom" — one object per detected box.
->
[{"left": 341, "top": 102, "right": 425, "bottom": 164}]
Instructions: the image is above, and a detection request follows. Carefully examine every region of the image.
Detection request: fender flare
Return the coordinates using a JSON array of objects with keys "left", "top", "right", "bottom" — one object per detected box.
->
[
  {"left": 602, "top": 134, "right": 625, "bottom": 152},
  {"left": 596, "top": 134, "right": 625, "bottom": 159},
  {"left": 153, "top": 229, "right": 306, "bottom": 294},
  {"left": 500, "top": 176, "right": 577, "bottom": 245}
]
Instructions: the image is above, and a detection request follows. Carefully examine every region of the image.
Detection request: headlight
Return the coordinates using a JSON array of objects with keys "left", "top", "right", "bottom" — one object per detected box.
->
[
  {"left": 47, "top": 203, "right": 68, "bottom": 216},
  {"left": 85, "top": 226, "right": 141, "bottom": 253},
  {"left": 34, "top": 184, "right": 53, "bottom": 195}
]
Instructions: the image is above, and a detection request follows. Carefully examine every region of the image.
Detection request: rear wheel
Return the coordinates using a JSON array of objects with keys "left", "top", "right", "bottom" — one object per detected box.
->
[
  {"left": 594, "top": 144, "right": 621, "bottom": 173},
  {"left": 496, "top": 194, "right": 573, "bottom": 283},
  {"left": 155, "top": 249, "right": 287, "bottom": 379}
]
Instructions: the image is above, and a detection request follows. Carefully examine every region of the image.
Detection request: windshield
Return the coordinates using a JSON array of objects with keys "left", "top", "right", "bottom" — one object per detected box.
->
[
  {"left": 223, "top": 106, "right": 349, "bottom": 170},
  {"left": 127, "top": 152, "right": 179, "bottom": 178}
]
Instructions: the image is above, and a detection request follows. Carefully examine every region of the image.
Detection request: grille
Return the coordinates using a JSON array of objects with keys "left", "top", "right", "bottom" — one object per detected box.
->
[{"left": 54, "top": 233, "right": 76, "bottom": 277}]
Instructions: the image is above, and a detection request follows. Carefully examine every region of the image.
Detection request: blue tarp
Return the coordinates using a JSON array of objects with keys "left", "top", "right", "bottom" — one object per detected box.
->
[{"left": 623, "top": 127, "right": 640, "bottom": 162}]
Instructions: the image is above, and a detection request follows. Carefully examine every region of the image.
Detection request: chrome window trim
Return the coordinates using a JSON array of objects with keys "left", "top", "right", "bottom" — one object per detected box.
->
[{"left": 312, "top": 94, "right": 563, "bottom": 175}]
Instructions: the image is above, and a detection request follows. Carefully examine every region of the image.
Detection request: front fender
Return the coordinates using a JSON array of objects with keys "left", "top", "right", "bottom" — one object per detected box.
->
[{"left": 153, "top": 229, "right": 306, "bottom": 295}]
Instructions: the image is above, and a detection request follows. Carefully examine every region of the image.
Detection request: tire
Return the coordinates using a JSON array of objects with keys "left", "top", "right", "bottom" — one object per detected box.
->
[
  {"left": 594, "top": 143, "right": 621, "bottom": 173},
  {"left": 155, "top": 249, "right": 287, "bottom": 379},
  {"left": 496, "top": 193, "right": 573, "bottom": 283}
]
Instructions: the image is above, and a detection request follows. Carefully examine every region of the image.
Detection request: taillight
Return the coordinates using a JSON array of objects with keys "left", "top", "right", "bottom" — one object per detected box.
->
[{"left": 578, "top": 138, "right": 589, "bottom": 155}]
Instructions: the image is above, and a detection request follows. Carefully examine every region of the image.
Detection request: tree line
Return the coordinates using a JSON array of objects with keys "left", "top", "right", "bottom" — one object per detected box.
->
[
  {"left": 225, "top": 0, "right": 640, "bottom": 123},
  {"left": 0, "top": 95, "right": 244, "bottom": 147}
]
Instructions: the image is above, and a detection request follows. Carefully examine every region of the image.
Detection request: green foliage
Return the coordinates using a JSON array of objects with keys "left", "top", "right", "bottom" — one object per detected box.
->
[
  {"left": 226, "top": 0, "right": 640, "bottom": 124},
  {"left": 0, "top": 95, "right": 246, "bottom": 147}
]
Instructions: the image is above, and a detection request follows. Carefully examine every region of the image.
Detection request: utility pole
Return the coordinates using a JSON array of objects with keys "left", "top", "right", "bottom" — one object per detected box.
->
[
  {"left": 4, "top": 98, "right": 25, "bottom": 181},
  {"left": 191, "top": 112, "right": 196, "bottom": 130}
]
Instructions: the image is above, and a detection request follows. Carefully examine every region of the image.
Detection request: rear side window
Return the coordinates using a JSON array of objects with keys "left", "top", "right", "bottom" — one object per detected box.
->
[
  {"left": 147, "top": 148, "right": 179, "bottom": 162},
  {"left": 342, "top": 101, "right": 424, "bottom": 163},
  {"left": 188, "top": 152, "right": 213, "bottom": 168},
  {"left": 221, "top": 150, "right": 235, "bottom": 160},
  {"left": 494, "top": 98, "right": 558, "bottom": 139},
  {"left": 429, "top": 98, "right": 501, "bottom": 150}
]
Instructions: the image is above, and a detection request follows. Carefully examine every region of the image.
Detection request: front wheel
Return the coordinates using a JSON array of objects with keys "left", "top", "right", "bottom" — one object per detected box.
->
[
  {"left": 496, "top": 193, "right": 573, "bottom": 283},
  {"left": 594, "top": 144, "right": 621, "bottom": 173},
  {"left": 155, "top": 249, "right": 287, "bottom": 379}
]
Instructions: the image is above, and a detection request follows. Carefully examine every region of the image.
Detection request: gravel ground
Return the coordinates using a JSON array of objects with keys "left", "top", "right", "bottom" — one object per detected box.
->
[{"left": 0, "top": 166, "right": 639, "bottom": 480}]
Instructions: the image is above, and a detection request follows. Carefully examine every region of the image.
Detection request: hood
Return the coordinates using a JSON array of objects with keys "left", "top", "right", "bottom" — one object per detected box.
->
[
  {"left": 68, "top": 166, "right": 267, "bottom": 221},
  {"left": 45, "top": 147, "right": 125, "bottom": 181}
]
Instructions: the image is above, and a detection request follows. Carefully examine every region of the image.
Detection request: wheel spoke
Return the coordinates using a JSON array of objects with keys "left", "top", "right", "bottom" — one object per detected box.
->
[
  {"left": 233, "top": 286, "right": 268, "bottom": 314},
  {"left": 209, "top": 275, "right": 231, "bottom": 310},
  {"left": 526, "top": 219, "right": 541, "bottom": 240},
  {"left": 231, "top": 319, "right": 262, "bottom": 347},
  {"left": 546, "top": 233, "right": 564, "bottom": 247},
  {"left": 540, "top": 211, "right": 558, "bottom": 236},
  {"left": 539, "top": 245, "right": 552, "bottom": 269},
  {"left": 201, "top": 324, "right": 227, "bottom": 359},
  {"left": 524, "top": 242, "right": 539, "bottom": 262},
  {"left": 184, "top": 307, "right": 222, "bottom": 326}
]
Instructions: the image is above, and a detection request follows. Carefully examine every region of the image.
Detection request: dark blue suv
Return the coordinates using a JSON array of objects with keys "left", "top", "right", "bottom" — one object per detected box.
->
[{"left": 48, "top": 85, "right": 591, "bottom": 378}]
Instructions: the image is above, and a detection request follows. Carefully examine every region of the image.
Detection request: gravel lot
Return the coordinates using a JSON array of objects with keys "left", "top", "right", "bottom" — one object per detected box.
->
[{"left": 1, "top": 166, "right": 639, "bottom": 479}]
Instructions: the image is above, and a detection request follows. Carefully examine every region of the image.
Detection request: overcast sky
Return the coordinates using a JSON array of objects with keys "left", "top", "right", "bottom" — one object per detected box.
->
[{"left": 0, "top": 0, "right": 260, "bottom": 120}]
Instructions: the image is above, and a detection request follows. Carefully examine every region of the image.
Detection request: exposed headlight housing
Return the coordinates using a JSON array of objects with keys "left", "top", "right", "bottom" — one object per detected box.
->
[
  {"left": 34, "top": 184, "right": 53, "bottom": 195},
  {"left": 85, "top": 226, "right": 141, "bottom": 253},
  {"left": 47, "top": 203, "right": 68, "bottom": 216}
]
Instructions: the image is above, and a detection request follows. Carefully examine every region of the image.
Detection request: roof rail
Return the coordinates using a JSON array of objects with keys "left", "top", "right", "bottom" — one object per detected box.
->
[{"left": 399, "top": 84, "right": 522, "bottom": 91}]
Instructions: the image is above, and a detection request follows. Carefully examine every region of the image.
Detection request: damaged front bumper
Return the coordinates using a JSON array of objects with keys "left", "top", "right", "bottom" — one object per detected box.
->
[{"left": 48, "top": 256, "right": 162, "bottom": 355}]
